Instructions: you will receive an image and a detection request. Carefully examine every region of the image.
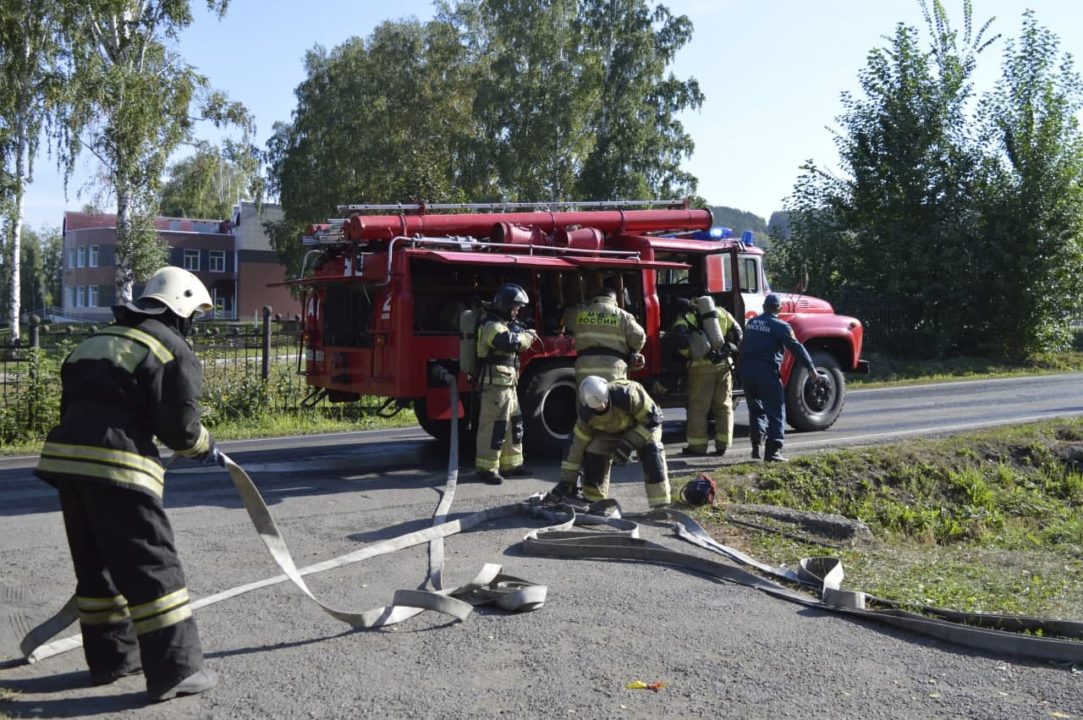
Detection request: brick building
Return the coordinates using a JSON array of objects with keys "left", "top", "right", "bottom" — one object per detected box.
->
[{"left": 60, "top": 202, "right": 300, "bottom": 322}]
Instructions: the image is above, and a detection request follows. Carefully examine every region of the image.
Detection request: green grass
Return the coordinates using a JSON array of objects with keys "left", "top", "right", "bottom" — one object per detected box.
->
[{"left": 675, "top": 418, "right": 1083, "bottom": 619}]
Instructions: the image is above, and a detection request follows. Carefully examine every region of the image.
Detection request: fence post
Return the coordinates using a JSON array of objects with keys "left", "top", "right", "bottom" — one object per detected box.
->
[
  {"left": 262, "top": 306, "right": 272, "bottom": 380},
  {"left": 29, "top": 315, "right": 41, "bottom": 349}
]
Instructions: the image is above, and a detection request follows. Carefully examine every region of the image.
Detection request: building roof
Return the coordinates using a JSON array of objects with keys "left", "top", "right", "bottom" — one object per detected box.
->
[{"left": 63, "top": 211, "right": 231, "bottom": 235}]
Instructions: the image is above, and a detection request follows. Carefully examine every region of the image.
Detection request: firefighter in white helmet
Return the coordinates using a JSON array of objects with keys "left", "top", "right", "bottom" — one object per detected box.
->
[
  {"left": 474, "top": 283, "right": 538, "bottom": 484},
  {"left": 569, "top": 280, "right": 646, "bottom": 385},
  {"left": 671, "top": 291, "right": 743, "bottom": 457},
  {"left": 35, "top": 266, "right": 219, "bottom": 702},
  {"left": 546, "top": 375, "right": 671, "bottom": 508}
]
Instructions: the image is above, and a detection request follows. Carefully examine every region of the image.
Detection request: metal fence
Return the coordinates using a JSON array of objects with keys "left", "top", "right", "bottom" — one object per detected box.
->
[{"left": 0, "top": 309, "right": 335, "bottom": 444}]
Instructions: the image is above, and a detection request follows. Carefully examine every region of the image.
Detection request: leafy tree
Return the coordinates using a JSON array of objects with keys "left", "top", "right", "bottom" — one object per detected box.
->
[
  {"left": 973, "top": 10, "right": 1083, "bottom": 355},
  {"left": 160, "top": 144, "right": 252, "bottom": 219},
  {"left": 779, "top": 0, "right": 996, "bottom": 357},
  {"left": 265, "top": 17, "right": 475, "bottom": 275},
  {"left": 60, "top": 0, "right": 254, "bottom": 302},
  {"left": 449, "top": 0, "right": 596, "bottom": 200},
  {"left": 576, "top": 0, "right": 702, "bottom": 200},
  {"left": 0, "top": 0, "right": 64, "bottom": 340}
]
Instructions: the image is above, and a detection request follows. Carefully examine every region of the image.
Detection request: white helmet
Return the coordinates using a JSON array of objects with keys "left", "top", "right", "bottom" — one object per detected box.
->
[
  {"left": 579, "top": 376, "right": 609, "bottom": 411},
  {"left": 134, "top": 266, "right": 213, "bottom": 318}
]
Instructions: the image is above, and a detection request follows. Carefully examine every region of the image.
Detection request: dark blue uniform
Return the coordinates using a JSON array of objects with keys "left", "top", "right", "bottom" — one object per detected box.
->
[{"left": 739, "top": 311, "right": 816, "bottom": 455}]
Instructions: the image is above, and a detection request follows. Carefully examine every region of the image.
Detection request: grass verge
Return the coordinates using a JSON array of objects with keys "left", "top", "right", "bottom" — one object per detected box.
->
[{"left": 672, "top": 418, "right": 1083, "bottom": 620}]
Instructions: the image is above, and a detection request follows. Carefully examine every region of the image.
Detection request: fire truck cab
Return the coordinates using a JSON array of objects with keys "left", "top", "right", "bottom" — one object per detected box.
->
[{"left": 298, "top": 202, "right": 867, "bottom": 457}]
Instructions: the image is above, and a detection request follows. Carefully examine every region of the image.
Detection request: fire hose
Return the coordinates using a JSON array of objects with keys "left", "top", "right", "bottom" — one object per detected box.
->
[{"left": 19, "top": 374, "right": 1083, "bottom": 666}]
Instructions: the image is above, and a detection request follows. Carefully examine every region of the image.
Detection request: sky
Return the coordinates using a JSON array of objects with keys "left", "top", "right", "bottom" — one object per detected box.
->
[{"left": 18, "top": 0, "right": 1083, "bottom": 231}]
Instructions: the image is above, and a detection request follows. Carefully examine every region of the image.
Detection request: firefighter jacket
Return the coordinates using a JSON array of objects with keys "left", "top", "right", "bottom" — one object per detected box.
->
[
  {"left": 739, "top": 312, "right": 815, "bottom": 375},
  {"left": 476, "top": 312, "right": 532, "bottom": 388},
  {"left": 559, "top": 379, "right": 663, "bottom": 484},
  {"left": 571, "top": 295, "right": 646, "bottom": 381},
  {"left": 673, "top": 304, "right": 742, "bottom": 372},
  {"left": 35, "top": 309, "right": 213, "bottom": 500}
]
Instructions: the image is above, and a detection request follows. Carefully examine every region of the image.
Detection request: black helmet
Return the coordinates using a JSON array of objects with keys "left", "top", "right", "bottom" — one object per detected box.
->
[
  {"left": 764, "top": 293, "right": 782, "bottom": 313},
  {"left": 493, "top": 283, "right": 529, "bottom": 319}
]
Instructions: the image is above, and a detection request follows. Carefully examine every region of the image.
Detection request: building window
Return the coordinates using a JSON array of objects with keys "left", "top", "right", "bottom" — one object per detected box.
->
[
  {"left": 89, "top": 245, "right": 100, "bottom": 267},
  {"left": 183, "top": 249, "right": 200, "bottom": 271},
  {"left": 68, "top": 248, "right": 76, "bottom": 269},
  {"left": 88, "top": 286, "right": 99, "bottom": 307},
  {"left": 65, "top": 286, "right": 74, "bottom": 307},
  {"left": 76, "top": 286, "right": 86, "bottom": 308},
  {"left": 209, "top": 250, "right": 225, "bottom": 272},
  {"left": 77, "top": 246, "right": 86, "bottom": 268}
]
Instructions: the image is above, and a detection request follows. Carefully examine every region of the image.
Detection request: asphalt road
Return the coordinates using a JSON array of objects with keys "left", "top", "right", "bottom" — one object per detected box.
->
[{"left": 1, "top": 373, "right": 1082, "bottom": 719}]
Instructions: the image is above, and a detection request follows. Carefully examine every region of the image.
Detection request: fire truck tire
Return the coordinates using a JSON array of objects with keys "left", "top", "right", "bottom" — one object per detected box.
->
[
  {"left": 785, "top": 350, "right": 845, "bottom": 432},
  {"left": 520, "top": 364, "right": 578, "bottom": 458}
]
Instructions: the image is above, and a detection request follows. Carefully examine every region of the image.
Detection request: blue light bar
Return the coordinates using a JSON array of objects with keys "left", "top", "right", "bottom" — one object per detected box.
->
[
  {"left": 687, "top": 226, "right": 733, "bottom": 240},
  {"left": 741, "top": 229, "right": 755, "bottom": 246}
]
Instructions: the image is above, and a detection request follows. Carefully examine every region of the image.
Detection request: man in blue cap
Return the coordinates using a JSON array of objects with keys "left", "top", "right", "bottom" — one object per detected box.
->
[{"left": 738, "top": 294, "right": 821, "bottom": 462}]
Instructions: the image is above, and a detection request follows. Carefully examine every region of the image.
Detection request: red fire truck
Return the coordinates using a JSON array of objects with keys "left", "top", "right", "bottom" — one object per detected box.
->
[{"left": 296, "top": 201, "right": 868, "bottom": 456}]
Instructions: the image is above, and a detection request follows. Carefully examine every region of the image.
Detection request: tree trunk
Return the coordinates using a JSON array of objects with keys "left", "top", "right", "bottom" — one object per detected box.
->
[
  {"left": 114, "top": 186, "right": 134, "bottom": 303},
  {"left": 9, "top": 132, "right": 25, "bottom": 343}
]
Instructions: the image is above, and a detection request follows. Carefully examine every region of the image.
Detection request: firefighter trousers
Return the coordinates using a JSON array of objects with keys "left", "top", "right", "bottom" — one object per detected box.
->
[
  {"left": 56, "top": 479, "right": 204, "bottom": 695},
  {"left": 685, "top": 365, "right": 734, "bottom": 452},
  {"left": 475, "top": 384, "right": 524, "bottom": 473},
  {"left": 740, "top": 365, "right": 786, "bottom": 446},
  {"left": 578, "top": 428, "right": 671, "bottom": 507}
]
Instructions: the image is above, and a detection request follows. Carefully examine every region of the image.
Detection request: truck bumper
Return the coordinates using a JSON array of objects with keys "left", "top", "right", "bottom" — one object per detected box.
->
[{"left": 851, "top": 359, "right": 871, "bottom": 374}]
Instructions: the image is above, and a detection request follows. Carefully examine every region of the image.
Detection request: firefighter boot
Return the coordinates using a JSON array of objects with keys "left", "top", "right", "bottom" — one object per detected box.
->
[
  {"left": 713, "top": 444, "right": 728, "bottom": 458},
  {"left": 502, "top": 466, "right": 533, "bottom": 477},
  {"left": 764, "top": 440, "right": 788, "bottom": 463},
  {"left": 149, "top": 668, "right": 218, "bottom": 702},
  {"left": 477, "top": 469, "right": 505, "bottom": 485}
]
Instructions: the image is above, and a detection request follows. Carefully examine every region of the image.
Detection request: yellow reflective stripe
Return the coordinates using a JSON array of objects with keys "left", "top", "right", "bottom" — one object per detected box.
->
[
  {"left": 686, "top": 434, "right": 708, "bottom": 445},
  {"left": 173, "top": 425, "right": 211, "bottom": 458},
  {"left": 134, "top": 605, "right": 193, "bottom": 635},
  {"left": 560, "top": 460, "right": 580, "bottom": 472},
  {"left": 132, "top": 588, "right": 193, "bottom": 633},
  {"left": 130, "top": 588, "right": 189, "bottom": 620},
  {"left": 77, "top": 595, "right": 130, "bottom": 625},
  {"left": 77, "top": 595, "right": 127, "bottom": 611},
  {"left": 475, "top": 456, "right": 498, "bottom": 471},
  {"left": 42, "top": 442, "right": 164, "bottom": 477},
  {"left": 66, "top": 334, "right": 149, "bottom": 373},
  {"left": 573, "top": 425, "right": 591, "bottom": 442},
  {"left": 36, "top": 457, "right": 165, "bottom": 497},
  {"left": 98, "top": 325, "right": 174, "bottom": 364}
]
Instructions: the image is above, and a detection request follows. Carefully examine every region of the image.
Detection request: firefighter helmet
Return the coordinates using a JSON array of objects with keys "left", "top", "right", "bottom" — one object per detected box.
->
[
  {"left": 492, "top": 283, "right": 529, "bottom": 319},
  {"left": 134, "top": 266, "right": 214, "bottom": 318},
  {"left": 579, "top": 376, "right": 609, "bottom": 411},
  {"left": 764, "top": 293, "right": 782, "bottom": 313}
]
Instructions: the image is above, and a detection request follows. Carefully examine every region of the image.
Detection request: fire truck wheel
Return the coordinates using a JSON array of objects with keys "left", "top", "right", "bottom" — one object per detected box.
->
[
  {"left": 785, "top": 350, "right": 845, "bottom": 432},
  {"left": 521, "top": 364, "right": 578, "bottom": 458}
]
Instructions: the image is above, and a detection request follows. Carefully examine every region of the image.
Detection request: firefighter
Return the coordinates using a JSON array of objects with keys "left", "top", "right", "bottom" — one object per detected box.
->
[
  {"left": 739, "top": 293, "right": 821, "bottom": 462},
  {"left": 548, "top": 376, "right": 671, "bottom": 508},
  {"left": 672, "top": 294, "right": 743, "bottom": 457},
  {"left": 475, "top": 283, "right": 537, "bottom": 484},
  {"left": 34, "top": 266, "right": 219, "bottom": 702},
  {"left": 569, "top": 283, "right": 646, "bottom": 384}
]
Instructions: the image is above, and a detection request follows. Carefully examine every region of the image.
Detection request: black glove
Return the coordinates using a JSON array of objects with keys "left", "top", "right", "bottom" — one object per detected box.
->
[
  {"left": 613, "top": 439, "right": 635, "bottom": 465},
  {"left": 706, "top": 349, "right": 724, "bottom": 364}
]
